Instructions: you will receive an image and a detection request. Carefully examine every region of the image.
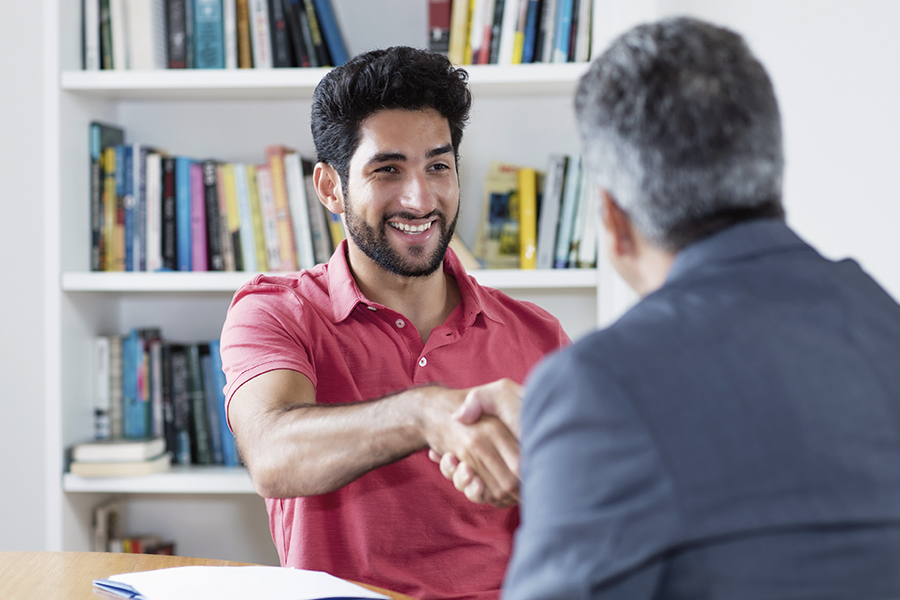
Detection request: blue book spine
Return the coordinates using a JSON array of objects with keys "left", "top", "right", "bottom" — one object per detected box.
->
[
  {"left": 201, "top": 352, "right": 225, "bottom": 465},
  {"left": 310, "top": 0, "right": 348, "bottom": 65},
  {"left": 552, "top": 0, "right": 573, "bottom": 63},
  {"left": 553, "top": 155, "right": 582, "bottom": 268},
  {"left": 521, "top": 0, "right": 540, "bottom": 63},
  {"left": 135, "top": 145, "right": 148, "bottom": 272},
  {"left": 121, "top": 145, "right": 135, "bottom": 272},
  {"left": 175, "top": 157, "right": 193, "bottom": 271},
  {"left": 209, "top": 339, "right": 239, "bottom": 466},
  {"left": 123, "top": 329, "right": 145, "bottom": 438},
  {"left": 193, "top": 0, "right": 225, "bottom": 68}
]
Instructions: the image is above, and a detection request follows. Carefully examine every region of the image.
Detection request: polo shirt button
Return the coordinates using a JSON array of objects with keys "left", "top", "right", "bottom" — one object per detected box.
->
[
  {"left": 418, "top": 357, "right": 427, "bottom": 367},
  {"left": 396, "top": 319, "right": 406, "bottom": 328}
]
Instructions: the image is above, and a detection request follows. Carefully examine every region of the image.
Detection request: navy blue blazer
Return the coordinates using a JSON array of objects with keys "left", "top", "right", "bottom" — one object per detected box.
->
[{"left": 504, "top": 219, "right": 900, "bottom": 600}]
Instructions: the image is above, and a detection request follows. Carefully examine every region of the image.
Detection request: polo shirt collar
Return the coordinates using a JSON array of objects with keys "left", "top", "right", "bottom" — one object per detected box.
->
[
  {"left": 326, "top": 239, "right": 502, "bottom": 325},
  {"left": 666, "top": 218, "right": 814, "bottom": 285}
]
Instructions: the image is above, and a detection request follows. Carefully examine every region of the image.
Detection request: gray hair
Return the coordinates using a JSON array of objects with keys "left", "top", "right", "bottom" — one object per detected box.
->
[{"left": 575, "top": 17, "right": 785, "bottom": 251}]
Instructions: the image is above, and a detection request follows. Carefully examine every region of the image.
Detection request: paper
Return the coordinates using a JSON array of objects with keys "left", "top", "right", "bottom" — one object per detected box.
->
[{"left": 92, "top": 565, "right": 390, "bottom": 600}]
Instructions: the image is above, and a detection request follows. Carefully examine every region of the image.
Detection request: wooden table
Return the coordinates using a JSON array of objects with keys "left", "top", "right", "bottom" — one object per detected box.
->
[{"left": 0, "top": 552, "right": 417, "bottom": 600}]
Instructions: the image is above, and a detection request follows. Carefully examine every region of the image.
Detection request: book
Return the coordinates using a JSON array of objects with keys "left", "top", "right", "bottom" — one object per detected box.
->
[
  {"left": 121, "top": 145, "right": 135, "bottom": 271},
  {"left": 448, "top": 0, "right": 470, "bottom": 65},
  {"left": 202, "top": 160, "right": 225, "bottom": 271},
  {"left": 266, "top": 145, "right": 299, "bottom": 271},
  {"left": 566, "top": 167, "right": 589, "bottom": 267},
  {"left": 536, "top": 153, "right": 567, "bottom": 269},
  {"left": 123, "top": 328, "right": 161, "bottom": 438},
  {"left": 488, "top": 0, "right": 506, "bottom": 64},
  {"left": 72, "top": 436, "right": 167, "bottom": 462},
  {"left": 539, "top": 0, "right": 557, "bottom": 63},
  {"left": 520, "top": 0, "right": 541, "bottom": 63},
  {"left": 576, "top": 183, "right": 599, "bottom": 268},
  {"left": 200, "top": 347, "right": 225, "bottom": 465},
  {"left": 99, "top": 0, "right": 114, "bottom": 69},
  {"left": 160, "top": 343, "right": 178, "bottom": 461},
  {"left": 89, "top": 121, "right": 124, "bottom": 271},
  {"left": 219, "top": 162, "right": 244, "bottom": 271},
  {"left": 551, "top": 0, "right": 573, "bottom": 63},
  {"left": 93, "top": 498, "right": 126, "bottom": 552},
  {"left": 283, "top": 152, "right": 315, "bottom": 269},
  {"left": 102, "top": 146, "right": 119, "bottom": 269},
  {"left": 256, "top": 164, "right": 283, "bottom": 270},
  {"left": 185, "top": 0, "right": 196, "bottom": 67},
  {"left": 473, "top": 161, "right": 522, "bottom": 268},
  {"left": 573, "top": 0, "right": 590, "bottom": 62},
  {"left": 234, "top": 163, "right": 259, "bottom": 272},
  {"left": 283, "top": 0, "right": 311, "bottom": 67},
  {"left": 497, "top": 0, "right": 520, "bottom": 65},
  {"left": 248, "top": 0, "right": 272, "bottom": 68},
  {"left": 429, "top": 0, "right": 452, "bottom": 54},
  {"left": 244, "top": 164, "right": 269, "bottom": 270},
  {"left": 223, "top": 0, "right": 238, "bottom": 68},
  {"left": 168, "top": 345, "right": 194, "bottom": 465},
  {"left": 303, "top": 0, "right": 331, "bottom": 66},
  {"left": 175, "top": 157, "right": 193, "bottom": 271},
  {"left": 127, "top": 0, "right": 168, "bottom": 70},
  {"left": 553, "top": 154, "right": 581, "bottom": 268},
  {"left": 93, "top": 336, "right": 112, "bottom": 439},
  {"left": 310, "top": 0, "right": 347, "bottom": 65},
  {"left": 517, "top": 167, "right": 538, "bottom": 269},
  {"left": 185, "top": 343, "right": 213, "bottom": 464},
  {"left": 160, "top": 156, "right": 178, "bottom": 271},
  {"left": 235, "top": 0, "right": 253, "bottom": 67},
  {"left": 83, "top": 0, "right": 101, "bottom": 70},
  {"left": 167, "top": 0, "right": 189, "bottom": 68},
  {"left": 194, "top": 0, "right": 226, "bottom": 68},
  {"left": 145, "top": 150, "right": 163, "bottom": 272},
  {"left": 133, "top": 144, "right": 159, "bottom": 271},
  {"left": 109, "top": 335, "right": 124, "bottom": 438},
  {"left": 190, "top": 161, "right": 209, "bottom": 271},
  {"left": 268, "top": 0, "right": 293, "bottom": 67},
  {"left": 70, "top": 453, "right": 171, "bottom": 477},
  {"left": 149, "top": 336, "right": 165, "bottom": 437},
  {"left": 511, "top": 0, "right": 531, "bottom": 63},
  {"left": 109, "top": 0, "right": 128, "bottom": 69},
  {"left": 208, "top": 339, "right": 240, "bottom": 466}
]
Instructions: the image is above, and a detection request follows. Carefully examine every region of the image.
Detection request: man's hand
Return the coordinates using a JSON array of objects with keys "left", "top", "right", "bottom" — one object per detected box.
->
[{"left": 428, "top": 379, "right": 524, "bottom": 507}]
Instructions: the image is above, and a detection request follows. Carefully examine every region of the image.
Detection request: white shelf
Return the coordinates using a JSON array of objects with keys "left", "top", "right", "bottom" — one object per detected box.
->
[
  {"left": 63, "top": 465, "right": 255, "bottom": 494},
  {"left": 61, "top": 268, "right": 598, "bottom": 292},
  {"left": 59, "top": 63, "right": 590, "bottom": 100}
]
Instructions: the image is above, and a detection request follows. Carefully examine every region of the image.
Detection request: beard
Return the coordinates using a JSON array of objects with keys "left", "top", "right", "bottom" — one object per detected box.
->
[{"left": 343, "top": 192, "right": 459, "bottom": 278}]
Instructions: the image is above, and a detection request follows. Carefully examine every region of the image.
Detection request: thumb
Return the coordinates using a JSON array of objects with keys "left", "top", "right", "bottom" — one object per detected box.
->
[{"left": 452, "top": 394, "right": 492, "bottom": 424}]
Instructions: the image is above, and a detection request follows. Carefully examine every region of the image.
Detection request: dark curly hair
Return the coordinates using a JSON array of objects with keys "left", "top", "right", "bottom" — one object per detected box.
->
[{"left": 311, "top": 46, "right": 472, "bottom": 188}]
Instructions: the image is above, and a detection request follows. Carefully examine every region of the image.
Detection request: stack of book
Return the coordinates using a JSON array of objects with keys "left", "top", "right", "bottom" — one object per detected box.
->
[
  {"left": 82, "top": 0, "right": 348, "bottom": 70},
  {"left": 92, "top": 332, "right": 241, "bottom": 468},
  {"left": 69, "top": 436, "right": 171, "bottom": 477},
  {"left": 434, "top": 0, "right": 594, "bottom": 66},
  {"left": 89, "top": 121, "right": 343, "bottom": 274},
  {"left": 473, "top": 153, "right": 598, "bottom": 269}
]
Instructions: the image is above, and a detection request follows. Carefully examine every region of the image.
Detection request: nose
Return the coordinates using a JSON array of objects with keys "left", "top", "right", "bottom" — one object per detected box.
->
[{"left": 398, "top": 171, "right": 437, "bottom": 216}]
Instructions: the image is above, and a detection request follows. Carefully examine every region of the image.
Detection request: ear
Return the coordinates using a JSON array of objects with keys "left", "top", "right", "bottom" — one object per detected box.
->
[
  {"left": 314, "top": 162, "right": 344, "bottom": 215},
  {"left": 599, "top": 189, "right": 637, "bottom": 258}
]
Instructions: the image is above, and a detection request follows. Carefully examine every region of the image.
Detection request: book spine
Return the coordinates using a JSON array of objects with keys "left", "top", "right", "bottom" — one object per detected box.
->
[
  {"left": 310, "top": 0, "right": 347, "bottom": 65},
  {"left": 167, "top": 0, "right": 188, "bottom": 68},
  {"left": 109, "top": 0, "right": 128, "bottom": 69},
  {"left": 268, "top": 0, "right": 293, "bottom": 67},
  {"left": 428, "top": 0, "right": 452, "bottom": 54},
  {"left": 117, "top": 144, "right": 131, "bottom": 272},
  {"left": 202, "top": 160, "right": 225, "bottom": 271},
  {"left": 190, "top": 161, "right": 209, "bottom": 271},
  {"left": 295, "top": 0, "right": 319, "bottom": 66},
  {"left": 244, "top": 165, "right": 269, "bottom": 270},
  {"left": 266, "top": 146, "right": 298, "bottom": 271},
  {"left": 209, "top": 339, "right": 240, "bottom": 466},
  {"left": 302, "top": 158, "right": 332, "bottom": 264},
  {"left": 84, "top": 0, "right": 101, "bottom": 70},
  {"left": 283, "top": 152, "right": 315, "bottom": 270},
  {"left": 175, "top": 157, "right": 193, "bottom": 271},
  {"left": 168, "top": 345, "right": 194, "bottom": 465},
  {"left": 99, "top": 0, "right": 113, "bottom": 69},
  {"left": 222, "top": 0, "right": 238, "bottom": 68},
  {"left": 194, "top": 0, "right": 226, "bottom": 68},
  {"left": 536, "top": 153, "right": 566, "bottom": 269},
  {"left": 145, "top": 152, "right": 163, "bottom": 272},
  {"left": 200, "top": 349, "right": 225, "bottom": 464},
  {"left": 94, "top": 335, "right": 112, "bottom": 439},
  {"left": 303, "top": 0, "right": 331, "bottom": 66},
  {"left": 521, "top": 0, "right": 540, "bottom": 63},
  {"left": 160, "top": 343, "right": 177, "bottom": 460},
  {"left": 220, "top": 163, "right": 244, "bottom": 271},
  {"left": 109, "top": 335, "right": 124, "bottom": 438},
  {"left": 574, "top": 0, "right": 590, "bottom": 62},
  {"left": 488, "top": 0, "right": 506, "bottom": 64},
  {"left": 553, "top": 154, "right": 581, "bottom": 268},
  {"left": 185, "top": 0, "right": 196, "bottom": 67},
  {"left": 103, "top": 146, "right": 118, "bottom": 270},
  {"left": 497, "top": 0, "right": 519, "bottom": 65},
  {"left": 551, "top": 0, "right": 572, "bottom": 63},
  {"left": 283, "top": 0, "right": 310, "bottom": 67},
  {"left": 161, "top": 157, "right": 178, "bottom": 270},
  {"left": 248, "top": 0, "right": 272, "bottom": 68},
  {"left": 512, "top": 0, "right": 530, "bottom": 64},
  {"left": 235, "top": 0, "right": 253, "bottom": 67},
  {"left": 185, "top": 344, "right": 213, "bottom": 465},
  {"left": 151, "top": 0, "right": 169, "bottom": 68},
  {"left": 518, "top": 167, "right": 538, "bottom": 269},
  {"left": 233, "top": 163, "right": 259, "bottom": 272},
  {"left": 149, "top": 337, "right": 165, "bottom": 438},
  {"left": 539, "top": 0, "right": 557, "bottom": 63},
  {"left": 448, "top": 0, "right": 470, "bottom": 65},
  {"left": 133, "top": 144, "right": 148, "bottom": 271},
  {"left": 89, "top": 125, "right": 103, "bottom": 269},
  {"left": 122, "top": 329, "right": 140, "bottom": 437},
  {"left": 255, "top": 165, "right": 282, "bottom": 270}
]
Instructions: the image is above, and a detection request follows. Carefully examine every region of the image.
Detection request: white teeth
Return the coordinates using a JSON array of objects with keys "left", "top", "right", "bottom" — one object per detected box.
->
[{"left": 390, "top": 221, "right": 433, "bottom": 234}]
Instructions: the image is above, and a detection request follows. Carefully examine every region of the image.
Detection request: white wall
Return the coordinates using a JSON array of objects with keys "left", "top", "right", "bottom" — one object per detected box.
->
[
  {"left": 0, "top": 1, "right": 46, "bottom": 549},
  {"left": 657, "top": 0, "right": 900, "bottom": 300}
]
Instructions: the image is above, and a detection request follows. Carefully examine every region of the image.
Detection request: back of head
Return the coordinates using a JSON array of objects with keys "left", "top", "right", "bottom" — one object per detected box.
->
[
  {"left": 311, "top": 46, "right": 472, "bottom": 187},
  {"left": 575, "top": 17, "right": 785, "bottom": 251}
]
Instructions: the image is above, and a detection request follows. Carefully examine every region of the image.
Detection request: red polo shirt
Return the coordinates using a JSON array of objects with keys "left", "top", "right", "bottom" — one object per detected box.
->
[{"left": 220, "top": 241, "right": 569, "bottom": 600}]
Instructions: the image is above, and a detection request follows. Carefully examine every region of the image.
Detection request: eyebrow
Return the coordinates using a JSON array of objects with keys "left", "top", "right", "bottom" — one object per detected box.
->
[{"left": 367, "top": 144, "right": 454, "bottom": 166}]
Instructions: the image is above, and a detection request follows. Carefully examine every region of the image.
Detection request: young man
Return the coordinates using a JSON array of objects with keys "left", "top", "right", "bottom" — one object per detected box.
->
[
  {"left": 496, "top": 17, "right": 900, "bottom": 599},
  {"left": 219, "top": 46, "right": 568, "bottom": 600}
]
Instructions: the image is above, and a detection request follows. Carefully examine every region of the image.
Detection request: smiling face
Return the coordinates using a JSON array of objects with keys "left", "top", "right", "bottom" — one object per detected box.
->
[{"left": 340, "top": 108, "right": 460, "bottom": 278}]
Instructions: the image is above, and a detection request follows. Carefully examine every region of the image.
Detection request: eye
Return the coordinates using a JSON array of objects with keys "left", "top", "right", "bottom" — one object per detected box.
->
[
  {"left": 428, "top": 163, "right": 451, "bottom": 172},
  {"left": 375, "top": 165, "right": 399, "bottom": 174}
]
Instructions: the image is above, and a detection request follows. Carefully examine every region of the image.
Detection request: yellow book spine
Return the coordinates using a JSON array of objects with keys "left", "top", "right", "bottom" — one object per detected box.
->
[
  {"left": 448, "top": 0, "right": 470, "bottom": 65},
  {"left": 267, "top": 147, "right": 299, "bottom": 271},
  {"left": 102, "top": 146, "right": 118, "bottom": 271},
  {"left": 512, "top": 31, "right": 525, "bottom": 64},
  {"left": 245, "top": 164, "right": 268, "bottom": 271},
  {"left": 518, "top": 167, "right": 538, "bottom": 269}
]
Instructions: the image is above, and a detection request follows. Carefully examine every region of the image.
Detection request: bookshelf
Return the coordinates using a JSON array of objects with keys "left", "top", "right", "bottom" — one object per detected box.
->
[{"left": 45, "top": 0, "right": 643, "bottom": 564}]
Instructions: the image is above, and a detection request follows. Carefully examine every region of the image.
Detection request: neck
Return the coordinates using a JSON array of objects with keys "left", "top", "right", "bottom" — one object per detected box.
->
[{"left": 347, "top": 245, "right": 461, "bottom": 342}]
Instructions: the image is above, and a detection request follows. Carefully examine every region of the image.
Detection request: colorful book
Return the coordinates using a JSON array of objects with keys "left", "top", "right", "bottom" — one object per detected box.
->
[
  {"left": 194, "top": 0, "right": 226, "bottom": 68},
  {"left": 303, "top": 0, "right": 330, "bottom": 66},
  {"left": 517, "top": 167, "right": 538, "bottom": 269},
  {"left": 551, "top": 0, "right": 573, "bottom": 63},
  {"left": 235, "top": 0, "right": 253, "bottom": 67},
  {"left": 208, "top": 340, "right": 240, "bottom": 466},
  {"left": 244, "top": 164, "right": 269, "bottom": 270},
  {"left": 102, "top": 146, "right": 119, "bottom": 270},
  {"left": 118, "top": 144, "right": 133, "bottom": 272},
  {"left": 248, "top": 0, "right": 272, "bottom": 67},
  {"left": 190, "top": 161, "right": 208, "bottom": 271},
  {"left": 233, "top": 163, "right": 259, "bottom": 272},
  {"left": 216, "top": 164, "right": 237, "bottom": 271},
  {"left": 175, "top": 157, "right": 193, "bottom": 271},
  {"left": 200, "top": 347, "right": 225, "bottom": 465},
  {"left": 473, "top": 161, "right": 522, "bottom": 268},
  {"left": 89, "top": 121, "right": 124, "bottom": 271},
  {"left": 255, "top": 164, "right": 282, "bottom": 270},
  {"left": 99, "top": 0, "right": 114, "bottom": 69},
  {"left": 448, "top": 0, "right": 470, "bottom": 65},
  {"left": 310, "top": 0, "right": 347, "bottom": 65},
  {"left": 520, "top": 0, "right": 540, "bottom": 63},
  {"left": 220, "top": 162, "right": 244, "bottom": 271},
  {"left": 266, "top": 145, "right": 299, "bottom": 271},
  {"left": 429, "top": 0, "right": 452, "bottom": 54}
]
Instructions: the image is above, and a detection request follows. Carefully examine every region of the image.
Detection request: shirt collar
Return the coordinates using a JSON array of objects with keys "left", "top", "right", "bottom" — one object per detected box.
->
[
  {"left": 326, "top": 239, "right": 503, "bottom": 325},
  {"left": 666, "top": 218, "right": 814, "bottom": 286}
]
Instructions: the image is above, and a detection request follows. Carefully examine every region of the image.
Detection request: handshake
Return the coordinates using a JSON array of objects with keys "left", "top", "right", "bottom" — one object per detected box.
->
[{"left": 425, "top": 379, "right": 524, "bottom": 508}]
